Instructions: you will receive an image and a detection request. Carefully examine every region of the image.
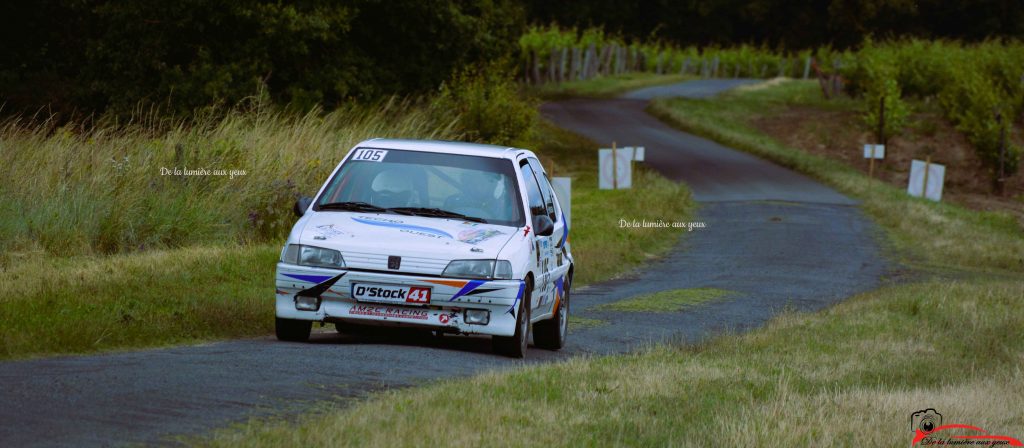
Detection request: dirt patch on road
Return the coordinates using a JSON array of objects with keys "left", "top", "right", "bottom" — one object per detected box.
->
[{"left": 752, "top": 105, "right": 1024, "bottom": 225}]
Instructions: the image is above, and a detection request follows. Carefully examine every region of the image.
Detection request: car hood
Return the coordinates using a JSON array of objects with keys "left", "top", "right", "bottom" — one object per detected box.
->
[{"left": 297, "top": 212, "right": 519, "bottom": 275}]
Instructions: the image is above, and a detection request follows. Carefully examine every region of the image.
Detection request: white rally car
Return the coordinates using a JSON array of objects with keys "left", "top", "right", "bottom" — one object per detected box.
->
[{"left": 275, "top": 139, "right": 573, "bottom": 357}]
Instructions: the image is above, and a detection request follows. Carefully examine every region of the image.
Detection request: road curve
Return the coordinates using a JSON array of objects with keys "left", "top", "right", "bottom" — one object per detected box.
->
[{"left": 0, "top": 80, "right": 890, "bottom": 447}]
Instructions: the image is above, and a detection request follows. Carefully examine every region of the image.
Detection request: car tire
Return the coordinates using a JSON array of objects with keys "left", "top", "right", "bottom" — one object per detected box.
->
[
  {"left": 275, "top": 317, "right": 311, "bottom": 342},
  {"left": 534, "top": 273, "right": 570, "bottom": 350},
  {"left": 493, "top": 278, "right": 531, "bottom": 358}
]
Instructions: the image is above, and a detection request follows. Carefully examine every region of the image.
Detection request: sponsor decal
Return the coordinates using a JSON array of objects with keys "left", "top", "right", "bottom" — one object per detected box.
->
[
  {"left": 507, "top": 280, "right": 526, "bottom": 317},
  {"left": 312, "top": 224, "right": 345, "bottom": 240},
  {"left": 552, "top": 275, "right": 564, "bottom": 311},
  {"left": 351, "top": 216, "right": 453, "bottom": 239},
  {"left": 909, "top": 408, "right": 1022, "bottom": 446},
  {"left": 352, "top": 283, "right": 432, "bottom": 305},
  {"left": 424, "top": 279, "right": 470, "bottom": 288},
  {"left": 438, "top": 314, "right": 451, "bottom": 324},
  {"left": 450, "top": 280, "right": 487, "bottom": 301},
  {"left": 522, "top": 225, "right": 531, "bottom": 237},
  {"left": 348, "top": 305, "right": 429, "bottom": 320},
  {"left": 282, "top": 273, "right": 334, "bottom": 284},
  {"left": 350, "top": 148, "right": 388, "bottom": 162},
  {"left": 457, "top": 228, "right": 505, "bottom": 244},
  {"left": 407, "top": 287, "right": 430, "bottom": 304}
]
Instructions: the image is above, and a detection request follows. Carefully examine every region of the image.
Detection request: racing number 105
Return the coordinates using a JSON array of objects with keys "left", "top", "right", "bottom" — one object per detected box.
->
[{"left": 352, "top": 149, "right": 387, "bottom": 162}]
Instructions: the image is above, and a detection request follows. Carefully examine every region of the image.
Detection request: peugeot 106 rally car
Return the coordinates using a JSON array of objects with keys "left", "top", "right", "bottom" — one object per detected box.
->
[{"left": 275, "top": 139, "right": 573, "bottom": 358}]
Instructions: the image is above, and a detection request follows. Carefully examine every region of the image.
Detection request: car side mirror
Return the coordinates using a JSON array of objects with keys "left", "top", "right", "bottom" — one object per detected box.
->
[
  {"left": 294, "top": 196, "right": 313, "bottom": 217},
  {"left": 533, "top": 215, "right": 554, "bottom": 237}
]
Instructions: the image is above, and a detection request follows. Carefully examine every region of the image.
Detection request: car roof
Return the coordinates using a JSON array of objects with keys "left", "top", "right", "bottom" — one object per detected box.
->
[{"left": 356, "top": 138, "right": 535, "bottom": 160}]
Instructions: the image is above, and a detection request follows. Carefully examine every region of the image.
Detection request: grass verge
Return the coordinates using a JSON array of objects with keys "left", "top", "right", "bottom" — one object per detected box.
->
[
  {"left": 648, "top": 79, "right": 1024, "bottom": 273},
  {"left": 0, "top": 245, "right": 278, "bottom": 359},
  {"left": 201, "top": 280, "right": 1024, "bottom": 447},
  {"left": 526, "top": 73, "right": 693, "bottom": 100},
  {"left": 596, "top": 288, "right": 732, "bottom": 312}
]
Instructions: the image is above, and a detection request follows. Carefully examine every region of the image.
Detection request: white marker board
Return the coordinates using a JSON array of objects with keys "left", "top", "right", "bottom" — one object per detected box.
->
[
  {"left": 598, "top": 149, "right": 632, "bottom": 190},
  {"left": 551, "top": 177, "right": 571, "bottom": 227},
  {"left": 863, "top": 144, "right": 885, "bottom": 159},
  {"left": 907, "top": 159, "right": 945, "bottom": 202},
  {"left": 627, "top": 146, "right": 645, "bottom": 161}
]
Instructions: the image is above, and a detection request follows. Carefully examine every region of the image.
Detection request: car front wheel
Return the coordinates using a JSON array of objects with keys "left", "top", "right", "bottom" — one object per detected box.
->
[
  {"left": 493, "top": 278, "right": 531, "bottom": 358},
  {"left": 275, "top": 317, "right": 311, "bottom": 342},
  {"left": 534, "top": 273, "right": 570, "bottom": 350}
]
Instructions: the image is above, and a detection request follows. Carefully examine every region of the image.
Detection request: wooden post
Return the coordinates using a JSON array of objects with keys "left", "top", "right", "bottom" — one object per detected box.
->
[
  {"left": 560, "top": 47, "right": 568, "bottom": 82},
  {"left": 803, "top": 56, "right": 811, "bottom": 79},
  {"left": 612, "top": 141, "right": 618, "bottom": 190},
  {"left": 536, "top": 50, "right": 544, "bottom": 85},
  {"left": 868, "top": 150, "right": 875, "bottom": 178},
  {"left": 997, "top": 111, "right": 1007, "bottom": 195},
  {"left": 878, "top": 95, "right": 886, "bottom": 148},
  {"left": 922, "top": 155, "right": 931, "bottom": 196}
]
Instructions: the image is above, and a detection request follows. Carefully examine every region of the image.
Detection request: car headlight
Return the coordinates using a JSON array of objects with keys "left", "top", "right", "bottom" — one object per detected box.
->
[
  {"left": 281, "top": 244, "right": 345, "bottom": 269},
  {"left": 443, "top": 260, "right": 513, "bottom": 280}
]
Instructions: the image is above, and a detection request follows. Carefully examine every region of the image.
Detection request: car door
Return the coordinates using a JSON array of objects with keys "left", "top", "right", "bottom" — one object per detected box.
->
[
  {"left": 527, "top": 158, "right": 571, "bottom": 316},
  {"left": 518, "top": 158, "right": 555, "bottom": 316}
]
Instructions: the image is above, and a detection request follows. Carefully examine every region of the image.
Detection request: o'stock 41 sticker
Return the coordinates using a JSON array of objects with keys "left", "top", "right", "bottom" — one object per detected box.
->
[{"left": 350, "top": 148, "right": 388, "bottom": 162}]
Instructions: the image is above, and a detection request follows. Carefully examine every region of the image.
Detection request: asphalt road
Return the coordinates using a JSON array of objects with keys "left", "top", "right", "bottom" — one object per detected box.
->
[{"left": 0, "top": 80, "right": 890, "bottom": 447}]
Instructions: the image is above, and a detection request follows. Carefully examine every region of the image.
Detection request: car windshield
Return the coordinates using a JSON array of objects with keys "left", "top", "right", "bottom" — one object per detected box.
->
[{"left": 315, "top": 148, "right": 524, "bottom": 227}]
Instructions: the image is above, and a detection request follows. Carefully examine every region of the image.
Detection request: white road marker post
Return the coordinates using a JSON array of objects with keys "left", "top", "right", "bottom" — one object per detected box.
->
[
  {"left": 907, "top": 157, "right": 945, "bottom": 201},
  {"left": 863, "top": 144, "right": 885, "bottom": 178}
]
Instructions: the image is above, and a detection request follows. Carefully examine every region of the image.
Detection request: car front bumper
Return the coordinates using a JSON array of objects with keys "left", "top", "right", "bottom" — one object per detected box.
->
[{"left": 275, "top": 263, "right": 524, "bottom": 337}]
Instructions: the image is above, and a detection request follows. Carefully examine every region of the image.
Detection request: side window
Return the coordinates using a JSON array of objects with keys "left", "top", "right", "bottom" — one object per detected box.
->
[
  {"left": 519, "top": 160, "right": 546, "bottom": 218},
  {"left": 527, "top": 158, "right": 558, "bottom": 222}
]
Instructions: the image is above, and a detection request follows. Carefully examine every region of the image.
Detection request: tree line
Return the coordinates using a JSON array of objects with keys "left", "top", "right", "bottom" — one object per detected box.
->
[{"left": 2, "top": 0, "right": 1023, "bottom": 117}]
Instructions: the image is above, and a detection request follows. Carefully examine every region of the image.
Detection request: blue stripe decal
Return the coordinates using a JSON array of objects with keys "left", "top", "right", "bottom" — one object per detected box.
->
[
  {"left": 450, "top": 280, "right": 487, "bottom": 301},
  {"left": 555, "top": 276, "right": 564, "bottom": 298},
  {"left": 283, "top": 273, "right": 334, "bottom": 284},
  {"left": 507, "top": 280, "right": 526, "bottom": 316},
  {"left": 351, "top": 217, "right": 452, "bottom": 239}
]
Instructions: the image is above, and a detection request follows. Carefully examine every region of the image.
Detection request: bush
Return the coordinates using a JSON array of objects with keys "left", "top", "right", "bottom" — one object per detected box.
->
[
  {"left": 435, "top": 63, "right": 539, "bottom": 147},
  {"left": 862, "top": 78, "right": 910, "bottom": 140}
]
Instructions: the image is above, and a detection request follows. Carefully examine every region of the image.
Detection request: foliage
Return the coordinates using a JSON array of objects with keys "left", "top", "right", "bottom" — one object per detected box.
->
[
  {"left": 843, "top": 39, "right": 1024, "bottom": 181},
  {"left": 0, "top": 0, "right": 525, "bottom": 117},
  {"left": 435, "top": 62, "right": 539, "bottom": 147}
]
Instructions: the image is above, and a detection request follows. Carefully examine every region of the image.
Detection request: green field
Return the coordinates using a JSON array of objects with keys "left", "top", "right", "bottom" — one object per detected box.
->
[{"left": 198, "top": 80, "right": 1024, "bottom": 447}]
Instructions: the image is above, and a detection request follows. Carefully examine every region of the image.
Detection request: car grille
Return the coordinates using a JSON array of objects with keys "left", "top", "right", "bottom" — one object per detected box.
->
[{"left": 343, "top": 251, "right": 448, "bottom": 275}]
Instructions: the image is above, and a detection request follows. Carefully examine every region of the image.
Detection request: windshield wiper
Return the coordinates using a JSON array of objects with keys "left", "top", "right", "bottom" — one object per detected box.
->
[
  {"left": 388, "top": 207, "right": 487, "bottom": 223},
  {"left": 317, "top": 201, "right": 389, "bottom": 213}
]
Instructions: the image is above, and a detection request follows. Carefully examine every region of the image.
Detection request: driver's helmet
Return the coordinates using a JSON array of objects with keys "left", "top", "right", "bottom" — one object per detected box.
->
[{"left": 370, "top": 168, "right": 413, "bottom": 207}]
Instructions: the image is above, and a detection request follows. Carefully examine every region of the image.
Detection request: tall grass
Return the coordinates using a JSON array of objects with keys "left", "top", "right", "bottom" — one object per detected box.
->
[{"left": 0, "top": 98, "right": 459, "bottom": 260}]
